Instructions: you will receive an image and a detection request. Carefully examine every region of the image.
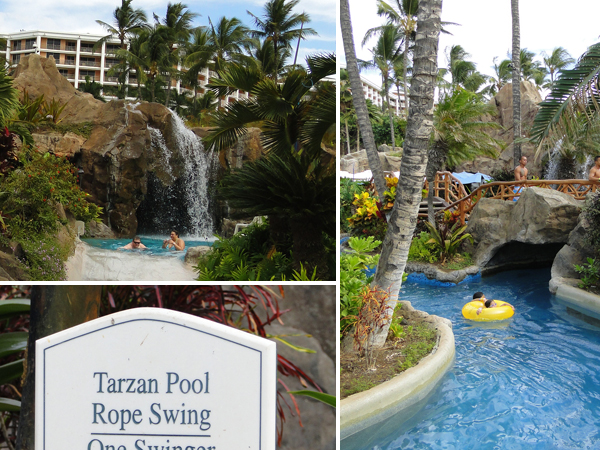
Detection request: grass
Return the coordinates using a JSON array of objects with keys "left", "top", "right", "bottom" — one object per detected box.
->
[
  {"left": 341, "top": 377, "right": 378, "bottom": 397},
  {"left": 443, "top": 253, "right": 474, "bottom": 270},
  {"left": 397, "top": 324, "right": 437, "bottom": 372}
]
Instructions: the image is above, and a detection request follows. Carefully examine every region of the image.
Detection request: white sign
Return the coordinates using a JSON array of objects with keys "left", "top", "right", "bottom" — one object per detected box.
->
[{"left": 35, "top": 308, "right": 277, "bottom": 450}]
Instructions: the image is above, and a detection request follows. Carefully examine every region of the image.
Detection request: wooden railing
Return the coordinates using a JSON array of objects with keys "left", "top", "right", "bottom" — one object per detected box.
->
[
  {"left": 445, "top": 179, "right": 599, "bottom": 225},
  {"left": 423, "top": 171, "right": 468, "bottom": 205}
]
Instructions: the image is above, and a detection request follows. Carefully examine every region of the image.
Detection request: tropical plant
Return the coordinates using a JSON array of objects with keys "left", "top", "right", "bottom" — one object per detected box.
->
[
  {"left": 155, "top": 2, "right": 198, "bottom": 106},
  {"left": 511, "top": 0, "right": 521, "bottom": 165},
  {"left": 346, "top": 191, "right": 387, "bottom": 240},
  {"left": 78, "top": 76, "right": 106, "bottom": 102},
  {"left": 542, "top": 46, "right": 575, "bottom": 88},
  {"left": 371, "top": 0, "right": 443, "bottom": 348},
  {"left": 95, "top": 0, "right": 149, "bottom": 92},
  {"left": 581, "top": 190, "right": 600, "bottom": 255},
  {"left": 0, "top": 295, "right": 30, "bottom": 413},
  {"left": 361, "top": 24, "right": 403, "bottom": 151},
  {"left": 529, "top": 42, "right": 600, "bottom": 160},
  {"left": 424, "top": 211, "right": 473, "bottom": 264},
  {"left": 574, "top": 257, "right": 599, "bottom": 292},
  {"left": 340, "top": 178, "right": 367, "bottom": 232},
  {"left": 340, "top": 236, "right": 382, "bottom": 338},
  {"left": 247, "top": 0, "right": 317, "bottom": 79},
  {"left": 408, "top": 230, "right": 439, "bottom": 263}
]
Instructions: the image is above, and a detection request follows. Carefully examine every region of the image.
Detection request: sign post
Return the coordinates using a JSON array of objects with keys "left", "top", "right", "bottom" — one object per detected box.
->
[{"left": 35, "top": 308, "right": 277, "bottom": 450}]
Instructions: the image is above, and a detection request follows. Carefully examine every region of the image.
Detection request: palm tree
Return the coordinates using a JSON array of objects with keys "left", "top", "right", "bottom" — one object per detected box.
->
[
  {"left": 78, "top": 76, "right": 106, "bottom": 102},
  {"left": 247, "top": 0, "right": 317, "bottom": 79},
  {"left": 362, "top": 24, "right": 403, "bottom": 152},
  {"left": 155, "top": 2, "right": 199, "bottom": 107},
  {"left": 95, "top": 0, "right": 149, "bottom": 92},
  {"left": 446, "top": 44, "right": 486, "bottom": 93},
  {"left": 542, "top": 46, "right": 575, "bottom": 88},
  {"left": 530, "top": 42, "right": 600, "bottom": 161},
  {"left": 511, "top": 0, "right": 521, "bottom": 165},
  {"left": 340, "top": 0, "right": 387, "bottom": 196},
  {"left": 245, "top": 37, "right": 291, "bottom": 77},
  {"left": 372, "top": 0, "right": 443, "bottom": 348},
  {"left": 181, "top": 27, "right": 211, "bottom": 112},
  {"left": 204, "top": 54, "right": 336, "bottom": 278}
]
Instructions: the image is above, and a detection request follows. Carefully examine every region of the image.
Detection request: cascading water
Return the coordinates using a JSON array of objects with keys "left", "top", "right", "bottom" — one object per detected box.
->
[
  {"left": 544, "top": 139, "right": 593, "bottom": 180},
  {"left": 136, "top": 111, "right": 217, "bottom": 239}
]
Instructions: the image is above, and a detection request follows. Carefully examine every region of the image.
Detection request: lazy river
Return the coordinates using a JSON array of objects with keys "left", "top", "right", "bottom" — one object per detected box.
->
[
  {"left": 343, "top": 268, "right": 600, "bottom": 450},
  {"left": 66, "top": 236, "right": 213, "bottom": 281}
]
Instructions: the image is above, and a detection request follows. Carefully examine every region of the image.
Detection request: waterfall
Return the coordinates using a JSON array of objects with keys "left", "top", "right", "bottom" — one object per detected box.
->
[
  {"left": 544, "top": 140, "right": 561, "bottom": 180},
  {"left": 136, "top": 112, "right": 217, "bottom": 239},
  {"left": 170, "top": 112, "right": 217, "bottom": 238}
]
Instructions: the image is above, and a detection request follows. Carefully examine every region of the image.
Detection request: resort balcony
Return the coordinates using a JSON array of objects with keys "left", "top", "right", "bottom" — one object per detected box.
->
[
  {"left": 66, "top": 45, "right": 76, "bottom": 52},
  {"left": 45, "top": 43, "right": 61, "bottom": 51},
  {"left": 80, "top": 60, "right": 100, "bottom": 67}
]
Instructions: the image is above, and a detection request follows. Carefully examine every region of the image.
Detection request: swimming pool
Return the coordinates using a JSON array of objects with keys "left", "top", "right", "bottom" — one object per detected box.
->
[
  {"left": 67, "top": 237, "right": 214, "bottom": 281},
  {"left": 342, "top": 268, "right": 600, "bottom": 450}
]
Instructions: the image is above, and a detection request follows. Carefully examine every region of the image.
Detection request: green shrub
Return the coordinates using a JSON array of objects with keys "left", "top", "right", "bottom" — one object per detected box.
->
[
  {"left": 408, "top": 231, "right": 440, "bottom": 263},
  {"left": 340, "top": 236, "right": 381, "bottom": 337},
  {"left": 195, "top": 223, "right": 302, "bottom": 281},
  {"left": 340, "top": 178, "right": 366, "bottom": 233},
  {"left": 574, "top": 257, "right": 600, "bottom": 292},
  {"left": 0, "top": 150, "right": 101, "bottom": 234},
  {"left": 346, "top": 192, "right": 387, "bottom": 240},
  {"left": 18, "top": 234, "right": 71, "bottom": 281}
]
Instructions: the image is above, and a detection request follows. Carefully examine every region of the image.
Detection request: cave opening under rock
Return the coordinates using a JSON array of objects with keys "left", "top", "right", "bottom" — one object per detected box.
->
[{"left": 482, "top": 241, "right": 566, "bottom": 276}]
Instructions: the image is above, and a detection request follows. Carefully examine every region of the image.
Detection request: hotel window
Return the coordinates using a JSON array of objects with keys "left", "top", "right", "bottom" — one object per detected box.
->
[
  {"left": 80, "top": 70, "right": 96, "bottom": 81},
  {"left": 58, "top": 69, "right": 69, "bottom": 78},
  {"left": 25, "top": 38, "right": 36, "bottom": 50},
  {"left": 66, "top": 41, "right": 77, "bottom": 52},
  {"left": 12, "top": 54, "right": 21, "bottom": 64},
  {"left": 12, "top": 41, "right": 21, "bottom": 51},
  {"left": 80, "top": 57, "right": 97, "bottom": 67},
  {"left": 47, "top": 39, "right": 61, "bottom": 50}
]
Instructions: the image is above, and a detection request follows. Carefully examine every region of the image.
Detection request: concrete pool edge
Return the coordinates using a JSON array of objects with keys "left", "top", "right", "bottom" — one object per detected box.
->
[
  {"left": 340, "top": 305, "right": 456, "bottom": 440},
  {"left": 555, "top": 284, "right": 600, "bottom": 317}
]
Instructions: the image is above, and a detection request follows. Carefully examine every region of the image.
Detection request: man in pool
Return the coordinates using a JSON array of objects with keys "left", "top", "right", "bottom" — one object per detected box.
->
[
  {"left": 120, "top": 236, "right": 147, "bottom": 250},
  {"left": 163, "top": 230, "right": 185, "bottom": 251}
]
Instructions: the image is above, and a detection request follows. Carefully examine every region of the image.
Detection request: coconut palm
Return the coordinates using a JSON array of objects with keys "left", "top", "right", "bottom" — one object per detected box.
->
[
  {"left": 542, "top": 46, "right": 575, "bottom": 88},
  {"left": 155, "top": 2, "right": 199, "bottom": 107},
  {"left": 530, "top": 42, "right": 600, "bottom": 160},
  {"left": 95, "top": 0, "right": 149, "bottom": 93},
  {"left": 446, "top": 45, "right": 487, "bottom": 93},
  {"left": 340, "top": 0, "right": 387, "bottom": 196},
  {"left": 180, "top": 27, "right": 211, "bottom": 112},
  {"left": 362, "top": 24, "right": 403, "bottom": 151},
  {"left": 204, "top": 53, "right": 336, "bottom": 278},
  {"left": 247, "top": 0, "right": 317, "bottom": 79},
  {"left": 372, "top": 0, "right": 443, "bottom": 348},
  {"left": 245, "top": 37, "right": 291, "bottom": 77},
  {"left": 511, "top": 0, "right": 521, "bottom": 164}
]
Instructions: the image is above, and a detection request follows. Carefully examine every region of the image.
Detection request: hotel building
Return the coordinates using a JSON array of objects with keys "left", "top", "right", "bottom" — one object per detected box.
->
[{"left": 3, "top": 30, "right": 250, "bottom": 103}]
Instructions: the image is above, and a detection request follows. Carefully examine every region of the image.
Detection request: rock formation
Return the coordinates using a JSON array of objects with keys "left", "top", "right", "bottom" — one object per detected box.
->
[
  {"left": 341, "top": 146, "right": 403, "bottom": 174},
  {"left": 11, "top": 54, "right": 224, "bottom": 237},
  {"left": 549, "top": 215, "right": 595, "bottom": 293},
  {"left": 456, "top": 80, "right": 543, "bottom": 177},
  {"left": 466, "top": 187, "right": 582, "bottom": 273}
]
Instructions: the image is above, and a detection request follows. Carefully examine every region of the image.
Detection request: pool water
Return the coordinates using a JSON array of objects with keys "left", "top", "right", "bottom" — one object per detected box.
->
[
  {"left": 83, "top": 236, "right": 213, "bottom": 257},
  {"left": 344, "top": 268, "right": 600, "bottom": 450},
  {"left": 69, "top": 237, "right": 213, "bottom": 281}
]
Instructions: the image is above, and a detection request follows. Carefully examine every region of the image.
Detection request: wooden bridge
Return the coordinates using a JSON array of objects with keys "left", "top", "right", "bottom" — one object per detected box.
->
[{"left": 420, "top": 171, "right": 599, "bottom": 225}]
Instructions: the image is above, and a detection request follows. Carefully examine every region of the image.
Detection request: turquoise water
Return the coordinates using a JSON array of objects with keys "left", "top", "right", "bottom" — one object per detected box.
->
[
  {"left": 344, "top": 269, "right": 600, "bottom": 450},
  {"left": 83, "top": 237, "right": 212, "bottom": 258}
]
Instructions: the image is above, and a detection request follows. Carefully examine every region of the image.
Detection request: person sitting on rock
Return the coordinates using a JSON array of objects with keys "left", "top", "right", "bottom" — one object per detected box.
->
[
  {"left": 120, "top": 236, "right": 147, "bottom": 250},
  {"left": 163, "top": 230, "right": 185, "bottom": 251}
]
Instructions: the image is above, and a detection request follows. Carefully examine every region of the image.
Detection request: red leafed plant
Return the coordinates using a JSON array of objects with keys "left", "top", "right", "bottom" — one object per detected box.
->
[{"left": 101, "top": 285, "right": 322, "bottom": 445}]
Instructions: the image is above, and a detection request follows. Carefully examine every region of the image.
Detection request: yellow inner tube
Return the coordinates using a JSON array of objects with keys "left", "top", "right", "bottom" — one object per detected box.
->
[{"left": 462, "top": 300, "right": 514, "bottom": 321}]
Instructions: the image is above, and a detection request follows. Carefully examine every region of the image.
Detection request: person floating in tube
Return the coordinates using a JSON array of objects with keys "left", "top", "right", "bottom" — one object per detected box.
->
[
  {"left": 163, "top": 230, "right": 185, "bottom": 251},
  {"left": 474, "top": 291, "right": 514, "bottom": 315}
]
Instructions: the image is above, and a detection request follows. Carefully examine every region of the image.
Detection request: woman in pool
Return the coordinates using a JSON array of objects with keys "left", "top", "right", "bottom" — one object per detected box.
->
[
  {"left": 475, "top": 292, "right": 514, "bottom": 315},
  {"left": 162, "top": 230, "right": 185, "bottom": 251}
]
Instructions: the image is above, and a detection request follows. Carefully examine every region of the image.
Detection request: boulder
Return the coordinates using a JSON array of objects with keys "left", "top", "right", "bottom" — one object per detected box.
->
[
  {"left": 549, "top": 216, "right": 595, "bottom": 293},
  {"left": 456, "top": 80, "right": 543, "bottom": 177},
  {"left": 84, "top": 221, "right": 116, "bottom": 239},
  {"left": 340, "top": 149, "right": 402, "bottom": 173},
  {"left": 184, "top": 245, "right": 211, "bottom": 265},
  {"left": 467, "top": 187, "right": 582, "bottom": 273}
]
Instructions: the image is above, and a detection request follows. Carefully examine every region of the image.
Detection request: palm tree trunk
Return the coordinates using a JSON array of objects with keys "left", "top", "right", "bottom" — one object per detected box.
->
[
  {"left": 402, "top": 37, "right": 409, "bottom": 115},
  {"left": 340, "top": 0, "right": 387, "bottom": 196},
  {"left": 344, "top": 118, "right": 351, "bottom": 155},
  {"left": 511, "top": 0, "right": 521, "bottom": 164},
  {"left": 386, "top": 86, "right": 396, "bottom": 152},
  {"left": 356, "top": 124, "right": 360, "bottom": 152},
  {"left": 371, "top": 0, "right": 443, "bottom": 348}
]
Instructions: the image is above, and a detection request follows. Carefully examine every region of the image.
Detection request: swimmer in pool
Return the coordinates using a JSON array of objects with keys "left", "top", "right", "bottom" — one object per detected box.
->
[
  {"left": 120, "top": 236, "right": 148, "bottom": 250},
  {"left": 162, "top": 230, "right": 185, "bottom": 251},
  {"left": 475, "top": 293, "right": 514, "bottom": 315}
]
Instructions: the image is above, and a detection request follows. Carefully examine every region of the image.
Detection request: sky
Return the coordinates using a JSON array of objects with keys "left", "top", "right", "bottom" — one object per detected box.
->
[
  {"left": 338, "top": 0, "right": 600, "bottom": 90},
  {"left": 0, "top": 0, "right": 336, "bottom": 65}
]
